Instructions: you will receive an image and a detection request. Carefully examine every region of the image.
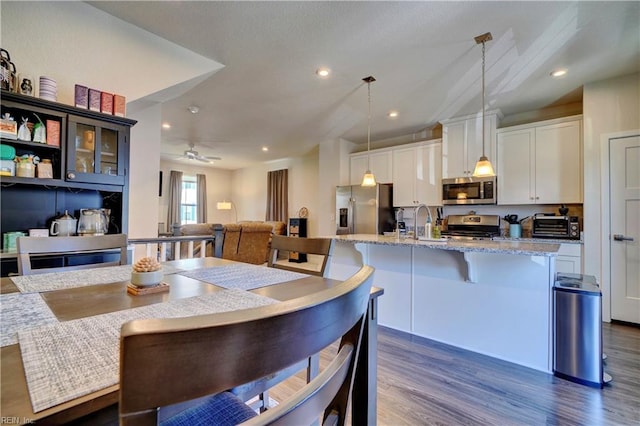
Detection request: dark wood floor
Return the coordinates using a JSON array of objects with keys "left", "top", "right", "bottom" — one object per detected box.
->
[
  {"left": 373, "top": 322, "right": 640, "bottom": 426},
  {"left": 71, "top": 321, "right": 640, "bottom": 425}
]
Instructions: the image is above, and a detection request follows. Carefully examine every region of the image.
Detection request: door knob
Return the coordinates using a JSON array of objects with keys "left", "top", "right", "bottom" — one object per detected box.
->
[{"left": 613, "top": 234, "right": 634, "bottom": 241}]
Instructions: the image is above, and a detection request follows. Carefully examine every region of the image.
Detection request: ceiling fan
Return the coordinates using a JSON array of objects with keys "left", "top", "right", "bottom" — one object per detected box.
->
[{"left": 181, "top": 143, "right": 222, "bottom": 163}]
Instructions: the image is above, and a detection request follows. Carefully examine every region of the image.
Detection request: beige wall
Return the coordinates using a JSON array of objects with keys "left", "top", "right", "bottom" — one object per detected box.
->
[
  {"left": 583, "top": 72, "right": 640, "bottom": 321},
  {"left": 230, "top": 148, "right": 321, "bottom": 235},
  {"left": 158, "top": 160, "right": 234, "bottom": 230},
  {"left": 128, "top": 104, "right": 162, "bottom": 238},
  {"left": 1, "top": 2, "right": 220, "bottom": 109}
]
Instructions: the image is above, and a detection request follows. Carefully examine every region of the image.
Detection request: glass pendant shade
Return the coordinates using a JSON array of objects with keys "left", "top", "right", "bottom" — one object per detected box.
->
[
  {"left": 361, "top": 170, "right": 377, "bottom": 187},
  {"left": 472, "top": 156, "right": 495, "bottom": 177}
]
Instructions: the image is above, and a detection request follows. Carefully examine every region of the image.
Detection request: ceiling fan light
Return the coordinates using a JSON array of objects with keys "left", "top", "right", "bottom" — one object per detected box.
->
[{"left": 472, "top": 156, "right": 495, "bottom": 177}]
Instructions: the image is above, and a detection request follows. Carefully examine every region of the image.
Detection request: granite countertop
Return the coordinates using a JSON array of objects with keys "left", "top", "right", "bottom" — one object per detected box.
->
[
  {"left": 492, "top": 236, "right": 583, "bottom": 245},
  {"left": 330, "top": 234, "right": 561, "bottom": 256}
]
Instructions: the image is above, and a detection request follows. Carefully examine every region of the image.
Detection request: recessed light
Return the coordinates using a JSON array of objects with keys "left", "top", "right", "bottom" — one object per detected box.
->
[
  {"left": 550, "top": 69, "right": 567, "bottom": 78},
  {"left": 262, "top": 146, "right": 269, "bottom": 152},
  {"left": 316, "top": 68, "right": 330, "bottom": 78},
  {"left": 162, "top": 123, "right": 171, "bottom": 129},
  {"left": 388, "top": 111, "right": 398, "bottom": 118},
  {"left": 188, "top": 105, "right": 200, "bottom": 114}
]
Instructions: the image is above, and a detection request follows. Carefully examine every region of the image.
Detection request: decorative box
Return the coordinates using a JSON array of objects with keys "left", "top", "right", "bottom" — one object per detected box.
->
[
  {"left": 46, "top": 120, "right": 60, "bottom": 146},
  {"left": 101, "top": 91, "right": 113, "bottom": 114},
  {"left": 88, "top": 89, "right": 101, "bottom": 112},
  {"left": 28, "top": 229, "right": 49, "bottom": 237},
  {"left": 75, "top": 85, "right": 88, "bottom": 109},
  {"left": 113, "top": 94, "right": 126, "bottom": 117}
]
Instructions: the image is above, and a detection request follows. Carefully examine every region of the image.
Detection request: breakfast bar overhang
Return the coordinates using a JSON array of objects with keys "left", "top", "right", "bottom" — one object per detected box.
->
[{"left": 326, "top": 235, "right": 561, "bottom": 373}]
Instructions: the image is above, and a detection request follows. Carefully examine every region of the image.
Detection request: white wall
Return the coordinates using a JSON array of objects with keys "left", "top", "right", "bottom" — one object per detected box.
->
[
  {"left": 0, "top": 1, "right": 221, "bottom": 108},
  {"left": 128, "top": 104, "right": 162, "bottom": 238},
  {"left": 317, "top": 138, "right": 357, "bottom": 236},
  {"left": 230, "top": 148, "right": 320, "bottom": 234},
  {"left": 158, "top": 160, "right": 233, "bottom": 230},
  {"left": 583, "top": 72, "right": 640, "bottom": 321}
]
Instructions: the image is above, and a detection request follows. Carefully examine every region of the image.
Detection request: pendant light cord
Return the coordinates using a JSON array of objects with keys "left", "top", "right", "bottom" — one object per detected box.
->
[
  {"left": 481, "top": 39, "right": 486, "bottom": 158},
  {"left": 367, "top": 79, "right": 372, "bottom": 171}
]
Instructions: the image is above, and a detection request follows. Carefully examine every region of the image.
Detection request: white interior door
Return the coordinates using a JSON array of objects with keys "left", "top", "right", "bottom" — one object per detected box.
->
[{"left": 610, "top": 135, "right": 640, "bottom": 324}]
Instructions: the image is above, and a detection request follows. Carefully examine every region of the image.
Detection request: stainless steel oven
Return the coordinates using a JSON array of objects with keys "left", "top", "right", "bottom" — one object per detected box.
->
[{"left": 442, "top": 176, "right": 497, "bottom": 205}]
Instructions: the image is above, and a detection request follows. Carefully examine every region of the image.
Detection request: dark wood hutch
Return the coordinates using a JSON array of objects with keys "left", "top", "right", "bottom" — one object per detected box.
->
[{"left": 0, "top": 90, "right": 136, "bottom": 276}]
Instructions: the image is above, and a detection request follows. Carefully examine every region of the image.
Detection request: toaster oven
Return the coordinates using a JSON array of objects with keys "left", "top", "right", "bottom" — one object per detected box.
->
[{"left": 531, "top": 214, "right": 580, "bottom": 240}]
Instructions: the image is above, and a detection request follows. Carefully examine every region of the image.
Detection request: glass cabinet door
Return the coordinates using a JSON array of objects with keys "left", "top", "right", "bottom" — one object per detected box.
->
[{"left": 66, "top": 114, "right": 127, "bottom": 186}]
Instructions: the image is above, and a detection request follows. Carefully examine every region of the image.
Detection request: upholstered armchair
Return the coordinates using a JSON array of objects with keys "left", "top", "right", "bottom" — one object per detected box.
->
[
  {"left": 237, "top": 220, "right": 287, "bottom": 262},
  {"left": 221, "top": 223, "right": 273, "bottom": 265}
]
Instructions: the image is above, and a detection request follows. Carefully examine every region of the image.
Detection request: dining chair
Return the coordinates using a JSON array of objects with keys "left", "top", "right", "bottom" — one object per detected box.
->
[
  {"left": 119, "top": 264, "right": 374, "bottom": 426},
  {"left": 16, "top": 234, "right": 128, "bottom": 275},
  {"left": 268, "top": 235, "right": 333, "bottom": 277}
]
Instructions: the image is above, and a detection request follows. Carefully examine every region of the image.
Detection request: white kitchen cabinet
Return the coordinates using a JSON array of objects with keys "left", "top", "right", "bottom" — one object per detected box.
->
[
  {"left": 349, "top": 149, "right": 392, "bottom": 185},
  {"left": 497, "top": 116, "right": 582, "bottom": 205},
  {"left": 556, "top": 243, "right": 582, "bottom": 274},
  {"left": 441, "top": 111, "right": 500, "bottom": 178},
  {"left": 392, "top": 141, "right": 442, "bottom": 207}
]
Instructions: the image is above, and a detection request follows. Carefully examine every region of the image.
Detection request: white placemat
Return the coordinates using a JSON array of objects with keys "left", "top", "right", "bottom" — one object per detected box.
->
[
  {"left": 18, "top": 289, "right": 277, "bottom": 413},
  {"left": 0, "top": 293, "right": 59, "bottom": 347},
  {"left": 178, "top": 263, "right": 310, "bottom": 290},
  {"left": 10, "top": 264, "right": 184, "bottom": 293}
]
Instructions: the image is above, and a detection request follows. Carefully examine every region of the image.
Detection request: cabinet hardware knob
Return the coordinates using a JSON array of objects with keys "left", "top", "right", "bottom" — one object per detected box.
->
[{"left": 67, "top": 172, "right": 76, "bottom": 179}]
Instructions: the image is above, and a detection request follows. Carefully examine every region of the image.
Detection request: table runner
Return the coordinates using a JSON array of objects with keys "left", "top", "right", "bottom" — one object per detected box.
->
[
  {"left": 178, "top": 263, "right": 310, "bottom": 290},
  {"left": 10, "top": 264, "right": 184, "bottom": 293},
  {"left": 18, "top": 289, "right": 277, "bottom": 413},
  {"left": 0, "top": 293, "right": 59, "bottom": 347}
]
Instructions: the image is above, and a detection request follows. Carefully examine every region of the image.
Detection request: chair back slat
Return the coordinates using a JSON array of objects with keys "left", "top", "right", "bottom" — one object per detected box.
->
[
  {"left": 268, "top": 235, "right": 333, "bottom": 276},
  {"left": 17, "top": 234, "right": 128, "bottom": 275},
  {"left": 119, "top": 264, "right": 374, "bottom": 426}
]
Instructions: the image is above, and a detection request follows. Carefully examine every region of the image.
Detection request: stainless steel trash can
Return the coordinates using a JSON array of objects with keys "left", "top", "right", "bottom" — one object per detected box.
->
[{"left": 553, "top": 273, "right": 611, "bottom": 388}]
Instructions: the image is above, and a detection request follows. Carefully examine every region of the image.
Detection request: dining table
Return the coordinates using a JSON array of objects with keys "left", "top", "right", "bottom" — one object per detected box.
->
[{"left": 0, "top": 257, "right": 383, "bottom": 425}]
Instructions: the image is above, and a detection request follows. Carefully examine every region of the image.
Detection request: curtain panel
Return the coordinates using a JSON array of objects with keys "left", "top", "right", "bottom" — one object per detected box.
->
[
  {"left": 167, "top": 170, "right": 183, "bottom": 229},
  {"left": 197, "top": 174, "right": 207, "bottom": 223},
  {"left": 266, "top": 169, "right": 288, "bottom": 222}
]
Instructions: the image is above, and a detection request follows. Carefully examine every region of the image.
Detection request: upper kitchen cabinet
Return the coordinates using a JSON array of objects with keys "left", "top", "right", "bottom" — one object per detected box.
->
[
  {"left": 497, "top": 116, "right": 582, "bottom": 205},
  {"left": 349, "top": 149, "right": 392, "bottom": 185},
  {"left": 441, "top": 111, "right": 501, "bottom": 178},
  {"left": 392, "top": 141, "right": 442, "bottom": 207},
  {"left": 67, "top": 115, "right": 128, "bottom": 186}
]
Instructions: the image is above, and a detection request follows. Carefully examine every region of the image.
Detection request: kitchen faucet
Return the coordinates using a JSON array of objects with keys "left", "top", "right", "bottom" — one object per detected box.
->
[{"left": 414, "top": 204, "right": 433, "bottom": 240}]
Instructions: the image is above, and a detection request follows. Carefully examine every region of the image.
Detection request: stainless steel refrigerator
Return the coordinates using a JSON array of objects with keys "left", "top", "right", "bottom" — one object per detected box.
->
[{"left": 336, "top": 183, "right": 394, "bottom": 235}]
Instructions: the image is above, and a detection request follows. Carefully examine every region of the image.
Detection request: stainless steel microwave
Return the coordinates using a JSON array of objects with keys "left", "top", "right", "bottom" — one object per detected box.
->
[{"left": 442, "top": 176, "right": 497, "bottom": 205}]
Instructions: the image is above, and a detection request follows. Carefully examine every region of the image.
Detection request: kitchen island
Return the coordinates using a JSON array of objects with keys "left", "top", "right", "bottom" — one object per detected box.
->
[{"left": 325, "top": 234, "right": 561, "bottom": 373}]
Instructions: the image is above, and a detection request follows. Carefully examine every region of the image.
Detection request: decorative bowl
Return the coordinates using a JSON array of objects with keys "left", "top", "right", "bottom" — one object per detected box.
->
[{"left": 130, "top": 269, "right": 163, "bottom": 287}]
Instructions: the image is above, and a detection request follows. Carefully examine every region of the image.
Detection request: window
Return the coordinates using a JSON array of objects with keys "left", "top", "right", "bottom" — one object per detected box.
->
[{"left": 181, "top": 176, "right": 197, "bottom": 224}]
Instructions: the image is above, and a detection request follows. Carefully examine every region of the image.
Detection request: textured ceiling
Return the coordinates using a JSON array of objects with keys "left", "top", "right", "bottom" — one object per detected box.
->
[{"left": 88, "top": 1, "right": 640, "bottom": 170}]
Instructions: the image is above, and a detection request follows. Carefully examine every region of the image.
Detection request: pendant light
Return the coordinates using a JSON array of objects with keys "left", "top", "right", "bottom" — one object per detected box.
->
[
  {"left": 472, "top": 32, "right": 495, "bottom": 177},
  {"left": 361, "top": 76, "right": 377, "bottom": 187}
]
